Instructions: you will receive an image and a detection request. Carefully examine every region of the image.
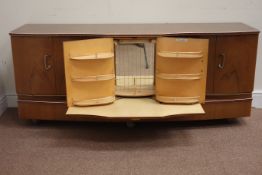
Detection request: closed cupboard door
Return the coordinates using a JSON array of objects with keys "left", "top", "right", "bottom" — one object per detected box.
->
[
  {"left": 214, "top": 35, "right": 258, "bottom": 94},
  {"left": 11, "top": 36, "right": 56, "bottom": 95}
]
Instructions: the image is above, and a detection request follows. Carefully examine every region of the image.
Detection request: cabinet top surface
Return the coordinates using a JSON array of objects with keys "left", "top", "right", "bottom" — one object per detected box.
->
[{"left": 10, "top": 23, "right": 259, "bottom": 36}]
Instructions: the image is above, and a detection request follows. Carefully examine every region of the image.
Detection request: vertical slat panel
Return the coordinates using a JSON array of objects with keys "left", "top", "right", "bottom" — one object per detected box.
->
[{"left": 115, "top": 40, "right": 155, "bottom": 97}]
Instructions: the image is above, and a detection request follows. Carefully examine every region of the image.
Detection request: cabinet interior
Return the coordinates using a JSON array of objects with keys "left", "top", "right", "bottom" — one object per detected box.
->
[
  {"left": 63, "top": 37, "right": 209, "bottom": 118},
  {"left": 115, "top": 39, "right": 155, "bottom": 97}
]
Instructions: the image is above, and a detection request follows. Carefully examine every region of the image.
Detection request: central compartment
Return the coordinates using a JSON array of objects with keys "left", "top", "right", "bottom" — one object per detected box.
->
[
  {"left": 63, "top": 37, "right": 209, "bottom": 118},
  {"left": 115, "top": 39, "right": 155, "bottom": 97}
]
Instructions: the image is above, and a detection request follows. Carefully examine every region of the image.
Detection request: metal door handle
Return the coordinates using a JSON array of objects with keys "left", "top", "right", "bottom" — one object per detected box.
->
[
  {"left": 43, "top": 54, "right": 52, "bottom": 71},
  {"left": 218, "top": 53, "right": 225, "bottom": 69}
]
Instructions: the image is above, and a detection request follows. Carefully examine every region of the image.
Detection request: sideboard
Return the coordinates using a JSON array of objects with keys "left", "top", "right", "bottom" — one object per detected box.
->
[{"left": 10, "top": 23, "right": 259, "bottom": 121}]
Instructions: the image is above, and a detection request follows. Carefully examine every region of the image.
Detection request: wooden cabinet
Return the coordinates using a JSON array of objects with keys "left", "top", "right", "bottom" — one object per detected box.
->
[
  {"left": 10, "top": 23, "right": 259, "bottom": 121},
  {"left": 11, "top": 36, "right": 57, "bottom": 95},
  {"left": 214, "top": 35, "right": 258, "bottom": 94}
]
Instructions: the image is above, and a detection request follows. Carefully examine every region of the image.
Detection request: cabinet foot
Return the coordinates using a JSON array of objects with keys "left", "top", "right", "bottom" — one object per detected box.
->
[{"left": 126, "top": 122, "right": 136, "bottom": 128}]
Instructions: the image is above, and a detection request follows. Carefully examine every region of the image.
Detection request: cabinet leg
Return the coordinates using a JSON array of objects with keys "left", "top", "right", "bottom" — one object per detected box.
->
[
  {"left": 126, "top": 121, "right": 136, "bottom": 128},
  {"left": 30, "top": 119, "right": 40, "bottom": 124}
]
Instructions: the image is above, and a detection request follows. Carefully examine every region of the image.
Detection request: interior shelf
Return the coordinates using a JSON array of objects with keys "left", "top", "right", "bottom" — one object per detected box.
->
[
  {"left": 157, "top": 51, "right": 203, "bottom": 59},
  {"left": 71, "top": 74, "right": 115, "bottom": 82},
  {"left": 156, "top": 96, "right": 200, "bottom": 104},
  {"left": 156, "top": 73, "right": 202, "bottom": 80},
  {"left": 70, "top": 52, "right": 114, "bottom": 60},
  {"left": 67, "top": 98, "right": 204, "bottom": 118},
  {"left": 73, "top": 96, "right": 115, "bottom": 106}
]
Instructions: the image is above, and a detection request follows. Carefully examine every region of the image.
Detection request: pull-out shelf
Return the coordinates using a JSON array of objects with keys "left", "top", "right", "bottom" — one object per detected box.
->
[{"left": 67, "top": 98, "right": 205, "bottom": 118}]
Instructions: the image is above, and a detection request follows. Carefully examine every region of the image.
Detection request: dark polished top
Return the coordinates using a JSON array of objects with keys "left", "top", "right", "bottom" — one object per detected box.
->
[{"left": 10, "top": 23, "right": 259, "bottom": 37}]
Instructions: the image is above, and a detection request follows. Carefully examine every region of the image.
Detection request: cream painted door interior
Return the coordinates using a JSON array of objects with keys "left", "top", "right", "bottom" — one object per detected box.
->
[
  {"left": 63, "top": 38, "right": 115, "bottom": 107},
  {"left": 156, "top": 37, "right": 209, "bottom": 104}
]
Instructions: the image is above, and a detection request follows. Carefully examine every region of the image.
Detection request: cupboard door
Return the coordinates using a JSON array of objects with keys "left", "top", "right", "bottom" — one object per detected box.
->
[
  {"left": 214, "top": 35, "right": 258, "bottom": 94},
  {"left": 52, "top": 37, "right": 86, "bottom": 95},
  {"left": 155, "top": 37, "right": 209, "bottom": 104},
  {"left": 63, "top": 38, "right": 115, "bottom": 107},
  {"left": 11, "top": 36, "right": 56, "bottom": 95}
]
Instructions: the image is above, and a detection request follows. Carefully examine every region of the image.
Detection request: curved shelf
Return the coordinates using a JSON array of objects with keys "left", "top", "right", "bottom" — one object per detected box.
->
[
  {"left": 156, "top": 96, "right": 200, "bottom": 104},
  {"left": 70, "top": 52, "right": 114, "bottom": 60},
  {"left": 157, "top": 51, "right": 203, "bottom": 59},
  {"left": 73, "top": 96, "right": 115, "bottom": 106},
  {"left": 116, "top": 87, "right": 154, "bottom": 97},
  {"left": 71, "top": 74, "right": 115, "bottom": 82},
  {"left": 157, "top": 73, "right": 202, "bottom": 80}
]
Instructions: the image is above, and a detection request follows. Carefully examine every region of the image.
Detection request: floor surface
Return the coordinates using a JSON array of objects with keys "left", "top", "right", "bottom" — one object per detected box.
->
[{"left": 0, "top": 108, "right": 262, "bottom": 175}]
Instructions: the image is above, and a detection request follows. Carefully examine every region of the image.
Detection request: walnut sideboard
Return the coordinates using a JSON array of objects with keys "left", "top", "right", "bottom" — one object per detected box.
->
[{"left": 10, "top": 23, "right": 259, "bottom": 121}]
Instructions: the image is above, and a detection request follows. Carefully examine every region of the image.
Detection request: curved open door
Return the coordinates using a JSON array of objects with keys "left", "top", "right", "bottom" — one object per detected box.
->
[
  {"left": 156, "top": 37, "right": 209, "bottom": 104},
  {"left": 63, "top": 38, "right": 115, "bottom": 107}
]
